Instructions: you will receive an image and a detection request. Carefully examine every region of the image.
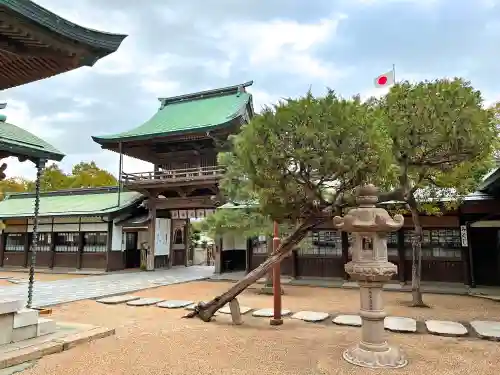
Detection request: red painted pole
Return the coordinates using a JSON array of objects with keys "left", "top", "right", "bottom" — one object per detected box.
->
[{"left": 270, "top": 220, "right": 283, "bottom": 326}]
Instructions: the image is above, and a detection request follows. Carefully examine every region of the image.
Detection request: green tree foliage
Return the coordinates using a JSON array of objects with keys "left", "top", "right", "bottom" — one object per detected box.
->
[
  {"left": 189, "top": 90, "right": 393, "bottom": 321},
  {"left": 69, "top": 161, "right": 117, "bottom": 188},
  {"left": 0, "top": 177, "right": 30, "bottom": 200},
  {"left": 6, "top": 161, "right": 117, "bottom": 194},
  {"left": 373, "top": 78, "right": 498, "bottom": 306}
]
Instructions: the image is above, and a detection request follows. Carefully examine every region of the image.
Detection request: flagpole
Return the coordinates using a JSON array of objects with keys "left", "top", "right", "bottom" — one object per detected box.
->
[{"left": 392, "top": 64, "right": 396, "bottom": 83}]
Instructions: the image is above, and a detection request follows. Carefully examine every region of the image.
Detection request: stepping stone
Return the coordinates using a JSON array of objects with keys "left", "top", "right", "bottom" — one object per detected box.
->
[
  {"left": 127, "top": 298, "right": 165, "bottom": 306},
  {"left": 219, "top": 304, "right": 252, "bottom": 315},
  {"left": 252, "top": 308, "right": 292, "bottom": 317},
  {"left": 292, "top": 311, "right": 329, "bottom": 322},
  {"left": 342, "top": 282, "right": 359, "bottom": 289},
  {"left": 96, "top": 295, "right": 140, "bottom": 305},
  {"left": 470, "top": 320, "right": 500, "bottom": 341},
  {"left": 333, "top": 314, "right": 362, "bottom": 327},
  {"left": 157, "top": 300, "right": 194, "bottom": 309},
  {"left": 425, "top": 320, "right": 468, "bottom": 337},
  {"left": 383, "top": 283, "right": 403, "bottom": 291},
  {"left": 384, "top": 316, "right": 417, "bottom": 333}
]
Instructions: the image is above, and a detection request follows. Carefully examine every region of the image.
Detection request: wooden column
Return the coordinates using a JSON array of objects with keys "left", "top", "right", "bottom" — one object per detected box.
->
[
  {"left": 214, "top": 234, "right": 222, "bottom": 274},
  {"left": 245, "top": 238, "right": 252, "bottom": 274},
  {"left": 105, "top": 221, "right": 113, "bottom": 272},
  {"left": 49, "top": 232, "right": 56, "bottom": 268},
  {"left": 185, "top": 219, "right": 190, "bottom": 267},
  {"left": 291, "top": 249, "right": 298, "bottom": 279},
  {"left": 397, "top": 230, "right": 405, "bottom": 283},
  {"left": 76, "top": 232, "right": 84, "bottom": 270},
  {"left": 168, "top": 220, "right": 174, "bottom": 268},
  {"left": 0, "top": 232, "right": 5, "bottom": 267},
  {"left": 465, "top": 223, "right": 475, "bottom": 287},
  {"left": 147, "top": 197, "right": 157, "bottom": 271},
  {"left": 341, "top": 231, "right": 349, "bottom": 280},
  {"left": 23, "top": 232, "right": 30, "bottom": 268}
]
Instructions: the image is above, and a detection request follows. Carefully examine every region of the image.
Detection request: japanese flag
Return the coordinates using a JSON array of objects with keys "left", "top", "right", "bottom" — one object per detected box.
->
[{"left": 374, "top": 70, "right": 395, "bottom": 88}]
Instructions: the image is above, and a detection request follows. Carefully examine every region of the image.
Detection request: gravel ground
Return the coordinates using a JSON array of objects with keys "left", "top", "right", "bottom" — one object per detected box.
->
[
  {"left": 0, "top": 272, "right": 88, "bottom": 287},
  {"left": 22, "top": 281, "right": 500, "bottom": 375}
]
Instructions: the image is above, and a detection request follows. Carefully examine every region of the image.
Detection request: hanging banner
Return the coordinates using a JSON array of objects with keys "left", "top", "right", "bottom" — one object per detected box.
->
[{"left": 460, "top": 225, "right": 468, "bottom": 247}]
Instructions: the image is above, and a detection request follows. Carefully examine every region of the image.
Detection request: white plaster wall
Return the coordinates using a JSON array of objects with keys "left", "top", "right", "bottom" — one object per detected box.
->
[
  {"left": 155, "top": 218, "right": 171, "bottom": 256},
  {"left": 222, "top": 233, "right": 246, "bottom": 251},
  {"left": 111, "top": 220, "right": 123, "bottom": 251},
  {"left": 193, "top": 247, "right": 207, "bottom": 265}
]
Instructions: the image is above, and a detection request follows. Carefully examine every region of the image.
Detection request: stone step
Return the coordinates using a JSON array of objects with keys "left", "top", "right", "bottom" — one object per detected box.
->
[
  {"left": 37, "top": 317, "right": 56, "bottom": 337},
  {"left": 13, "top": 308, "right": 39, "bottom": 329},
  {"left": 12, "top": 324, "right": 37, "bottom": 342},
  {"left": 0, "top": 299, "right": 23, "bottom": 315}
]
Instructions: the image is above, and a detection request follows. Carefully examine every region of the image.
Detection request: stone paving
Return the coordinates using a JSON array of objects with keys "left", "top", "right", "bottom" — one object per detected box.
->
[
  {"left": 96, "top": 297, "right": 500, "bottom": 342},
  {"left": 0, "top": 266, "right": 214, "bottom": 309}
]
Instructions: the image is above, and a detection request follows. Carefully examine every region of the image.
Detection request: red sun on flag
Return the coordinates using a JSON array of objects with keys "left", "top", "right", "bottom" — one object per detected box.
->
[{"left": 374, "top": 70, "right": 395, "bottom": 88}]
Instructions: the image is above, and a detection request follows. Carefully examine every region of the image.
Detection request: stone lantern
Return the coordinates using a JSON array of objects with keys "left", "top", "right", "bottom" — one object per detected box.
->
[{"left": 333, "top": 184, "right": 408, "bottom": 369}]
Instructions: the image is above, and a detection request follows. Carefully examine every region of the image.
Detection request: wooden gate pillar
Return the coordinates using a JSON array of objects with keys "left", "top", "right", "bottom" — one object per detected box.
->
[{"left": 147, "top": 197, "right": 157, "bottom": 271}]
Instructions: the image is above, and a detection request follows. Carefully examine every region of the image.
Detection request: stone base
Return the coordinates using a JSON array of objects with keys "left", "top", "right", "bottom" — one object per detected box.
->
[
  {"left": 343, "top": 343, "right": 408, "bottom": 369},
  {"left": 258, "top": 286, "right": 284, "bottom": 295}
]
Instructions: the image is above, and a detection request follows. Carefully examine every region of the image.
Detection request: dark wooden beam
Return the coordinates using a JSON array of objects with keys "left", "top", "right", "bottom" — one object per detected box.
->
[{"left": 0, "top": 15, "right": 88, "bottom": 56}]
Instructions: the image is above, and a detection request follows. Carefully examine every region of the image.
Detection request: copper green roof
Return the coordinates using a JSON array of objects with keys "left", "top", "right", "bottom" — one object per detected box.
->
[
  {"left": 0, "top": 118, "right": 65, "bottom": 161},
  {"left": 92, "top": 81, "right": 254, "bottom": 144},
  {"left": 0, "top": 187, "right": 143, "bottom": 218}
]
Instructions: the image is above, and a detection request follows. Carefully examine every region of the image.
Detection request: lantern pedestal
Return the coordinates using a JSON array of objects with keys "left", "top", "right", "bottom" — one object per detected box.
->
[
  {"left": 342, "top": 275, "right": 407, "bottom": 369},
  {"left": 333, "top": 184, "right": 408, "bottom": 369}
]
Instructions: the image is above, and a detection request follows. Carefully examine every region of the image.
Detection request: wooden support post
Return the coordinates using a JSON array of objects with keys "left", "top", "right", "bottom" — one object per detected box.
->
[
  {"left": 23, "top": 231, "right": 30, "bottom": 268},
  {"left": 229, "top": 298, "right": 243, "bottom": 325},
  {"left": 270, "top": 221, "right": 283, "bottom": 326},
  {"left": 341, "top": 231, "right": 349, "bottom": 280},
  {"left": 105, "top": 221, "right": 113, "bottom": 272},
  {"left": 397, "top": 230, "right": 406, "bottom": 283},
  {"left": 0, "top": 232, "right": 4, "bottom": 268},
  {"left": 76, "top": 232, "right": 84, "bottom": 270},
  {"left": 49, "top": 232, "right": 56, "bottom": 269},
  {"left": 148, "top": 197, "right": 157, "bottom": 271}
]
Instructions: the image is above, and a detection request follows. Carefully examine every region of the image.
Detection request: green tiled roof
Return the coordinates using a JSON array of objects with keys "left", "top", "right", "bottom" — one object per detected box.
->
[
  {"left": 92, "top": 81, "right": 253, "bottom": 144},
  {"left": 0, "top": 119, "right": 65, "bottom": 161},
  {"left": 0, "top": 188, "right": 143, "bottom": 218}
]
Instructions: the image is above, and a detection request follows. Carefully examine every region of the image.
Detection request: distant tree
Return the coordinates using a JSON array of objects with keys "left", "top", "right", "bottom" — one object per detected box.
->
[
  {"left": 0, "top": 177, "right": 30, "bottom": 200},
  {"left": 27, "top": 163, "right": 71, "bottom": 192},
  {"left": 69, "top": 161, "right": 117, "bottom": 188}
]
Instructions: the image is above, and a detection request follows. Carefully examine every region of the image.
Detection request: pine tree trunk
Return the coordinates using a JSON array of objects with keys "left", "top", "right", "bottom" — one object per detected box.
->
[
  {"left": 409, "top": 206, "right": 426, "bottom": 307},
  {"left": 184, "top": 218, "right": 321, "bottom": 322}
]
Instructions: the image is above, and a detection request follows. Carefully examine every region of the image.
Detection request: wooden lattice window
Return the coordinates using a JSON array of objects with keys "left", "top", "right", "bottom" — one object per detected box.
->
[
  {"left": 404, "top": 229, "right": 461, "bottom": 259},
  {"left": 252, "top": 236, "right": 268, "bottom": 254},
  {"left": 31, "top": 233, "right": 51, "bottom": 252},
  {"left": 387, "top": 232, "right": 399, "bottom": 257},
  {"left": 298, "top": 230, "right": 342, "bottom": 257},
  {"left": 55, "top": 232, "right": 79, "bottom": 252},
  {"left": 5, "top": 233, "right": 26, "bottom": 252},
  {"left": 174, "top": 228, "right": 184, "bottom": 244},
  {"left": 83, "top": 232, "right": 107, "bottom": 252}
]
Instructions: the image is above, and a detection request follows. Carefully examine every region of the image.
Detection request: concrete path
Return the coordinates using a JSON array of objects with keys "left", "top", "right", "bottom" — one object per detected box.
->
[{"left": 0, "top": 266, "right": 214, "bottom": 308}]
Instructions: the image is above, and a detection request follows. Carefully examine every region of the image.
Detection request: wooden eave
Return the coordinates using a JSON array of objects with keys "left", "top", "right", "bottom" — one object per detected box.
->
[
  {"left": 0, "top": 2, "right": 127, "bottom": 89},
  {"left": 94, "top": 120, "right": 240, "bottom": 164}
]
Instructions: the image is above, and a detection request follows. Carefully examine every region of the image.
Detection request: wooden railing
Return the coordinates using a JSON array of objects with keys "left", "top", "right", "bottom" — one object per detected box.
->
[{"left": 122, "top": 165, "right": 225, "bottom": 184}]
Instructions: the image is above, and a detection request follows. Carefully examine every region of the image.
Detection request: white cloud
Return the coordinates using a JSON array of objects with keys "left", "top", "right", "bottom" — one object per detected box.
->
[{"left": 213, "top": 15, "right": 350, "bottom": 81}]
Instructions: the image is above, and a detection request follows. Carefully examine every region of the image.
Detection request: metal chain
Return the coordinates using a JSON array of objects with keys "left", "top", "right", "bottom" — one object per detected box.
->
[{"left": 27, "top": 158, "right": 46, "bottom": 308}]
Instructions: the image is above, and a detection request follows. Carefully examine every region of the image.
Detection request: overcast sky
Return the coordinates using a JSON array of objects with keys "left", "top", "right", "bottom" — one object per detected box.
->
[{"left": 1, "top": 0, "right": 499, "bottom": 180}]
